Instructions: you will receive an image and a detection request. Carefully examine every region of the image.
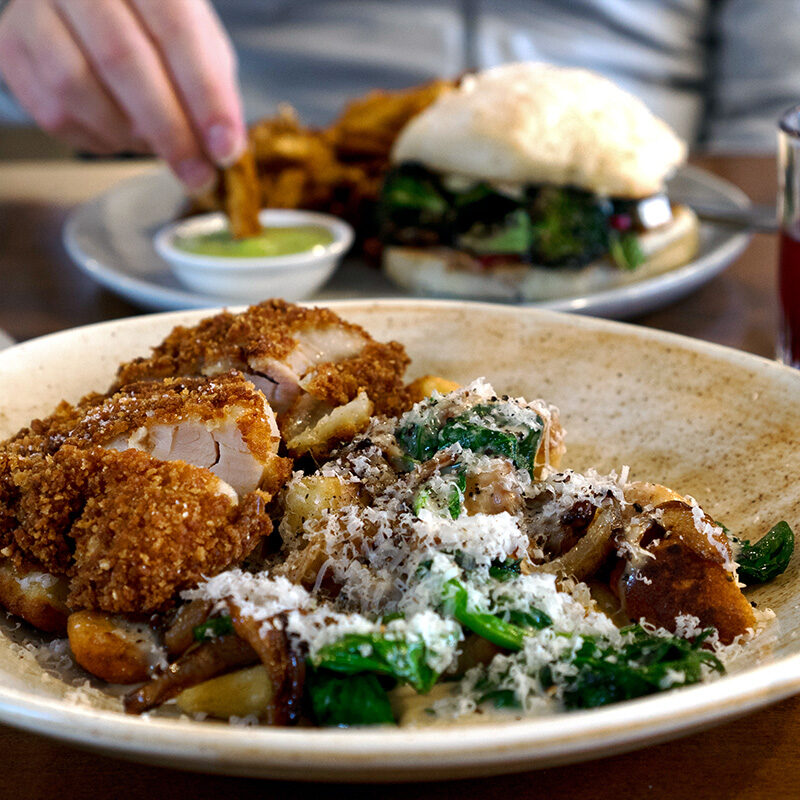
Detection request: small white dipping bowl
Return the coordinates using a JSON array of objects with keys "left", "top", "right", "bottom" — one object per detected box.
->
[{"left": 154, "top": 209, "right": 354, "bottom": 301}]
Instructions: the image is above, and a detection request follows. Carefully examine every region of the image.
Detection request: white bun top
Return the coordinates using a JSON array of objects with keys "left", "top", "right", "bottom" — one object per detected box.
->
[{"left": 391, "top": 62, "right": 686, "bottom": 198}]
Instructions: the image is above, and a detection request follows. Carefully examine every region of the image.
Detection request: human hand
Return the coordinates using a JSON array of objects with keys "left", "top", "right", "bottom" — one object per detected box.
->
[{"left": 0, "top": 0, "right": 246, "bottom": 193}]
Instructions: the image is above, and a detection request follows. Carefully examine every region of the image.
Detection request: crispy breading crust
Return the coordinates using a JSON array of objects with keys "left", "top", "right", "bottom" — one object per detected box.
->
[
  {"left": 115, "top": 300, "right": 374, "bottom": 387},
  {"left": 74, "top": 373, "right": 274, "bottom": 445},
  {"left": 114, "top": 300, "right": 412, "bottom": 422},
  {"left": 71, "top": 372, "right": 290, "bottom": 494},
  {"left": 0, "top": 452, "right": 16, "bottom": 549},
  {"left": 0, "top": 373, "right": 288, "bottom": 612},
  {"left": 5, "top": 449, "right": 85, "bottom": 573},
  {"left": 2, "top": 395, "right": 104, "bottom": 459},
  {"left": 10, "top": 445, "right": 272, "bottom": 613},
  {"left": 300, "top": 340, "right": 411, "bottom": 416},
  {"left": 0, "top": 396, "right": 103, "bottom": 554}
]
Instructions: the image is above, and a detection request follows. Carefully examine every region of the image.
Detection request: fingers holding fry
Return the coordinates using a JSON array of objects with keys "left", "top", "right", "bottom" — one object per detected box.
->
[{"left": 192, "top": 79, "right": 455, "bottom": 243}]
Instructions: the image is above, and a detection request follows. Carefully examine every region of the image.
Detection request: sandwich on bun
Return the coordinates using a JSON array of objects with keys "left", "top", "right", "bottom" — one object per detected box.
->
[{"left": 379, "top": 62, "right": 699, "bottom": 301}]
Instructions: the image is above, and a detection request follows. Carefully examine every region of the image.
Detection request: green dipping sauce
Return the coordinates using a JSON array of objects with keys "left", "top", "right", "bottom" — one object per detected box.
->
[{"left": 175, "top": 224, "right": 334, "bottom": 258}]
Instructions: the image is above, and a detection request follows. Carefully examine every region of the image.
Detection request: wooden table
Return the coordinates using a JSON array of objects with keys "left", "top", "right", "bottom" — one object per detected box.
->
[{"left": 0, "top": 154, "right": 796, "bottom": 799}]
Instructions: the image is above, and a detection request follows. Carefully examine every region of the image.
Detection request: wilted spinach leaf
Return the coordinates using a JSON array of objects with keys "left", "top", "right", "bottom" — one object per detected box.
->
[
  {"left": 307, "top": 669, "right": 395, "bottom": 727},
  {"left": 312, "top": 632, "right": 448, "bottom": 693},
  {"left": 736, "top": 521, "right": 795, "bottom": 585}
]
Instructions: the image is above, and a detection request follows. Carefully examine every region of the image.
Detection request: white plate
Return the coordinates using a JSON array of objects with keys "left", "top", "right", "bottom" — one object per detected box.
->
[
  {"left": 62, "top": 166, "right": 750, "bottom": 319},
  {"left": 0, "top": 300, "right": 799, "bottom": 781}
]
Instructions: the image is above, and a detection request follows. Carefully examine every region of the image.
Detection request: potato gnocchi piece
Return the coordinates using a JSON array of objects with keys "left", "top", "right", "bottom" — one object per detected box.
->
[
  {"left": 175, "top": 665, "right": 274, "bottom": 720},
  {"left": 279, "top": 473, "right": 365, "bottom": 588},
  {"left": 0, "top": 560, "right": 69, "bottom": 634},
  {"left": 406, "top": 375, "right": 461, "bottom": 405},
  {"left": 280, "top": 474, "right": 362, "bottom": 542},
  {"left": 67, "top": 610, "right": 166, "bottom": 684},
  {"left": 615, "top": 484, "right": 753, "bottom": 643},
  {"left": 280, "top": 529, "right": 334, "bottom": 588}
]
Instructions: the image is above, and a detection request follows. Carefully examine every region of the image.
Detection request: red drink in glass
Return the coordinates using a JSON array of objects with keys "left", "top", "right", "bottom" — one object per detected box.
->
[
  {"left": 778, "top": 107, "right": 800, "bottom": 367},
  {"left": 778, "top": 230, "right": 800, "bottom": 367}
]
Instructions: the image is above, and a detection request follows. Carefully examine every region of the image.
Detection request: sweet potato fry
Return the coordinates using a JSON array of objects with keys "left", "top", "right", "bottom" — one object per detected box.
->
[
  {"left": 190, "top": 79, "right": 455, "bottom": 245},
  {"left": 224, "top": 147, "right": 262, "bottom": 239}
]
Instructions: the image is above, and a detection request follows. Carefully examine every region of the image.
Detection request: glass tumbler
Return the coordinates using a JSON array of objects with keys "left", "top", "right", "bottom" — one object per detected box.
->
[{"left": 778, "top": 106, "right": 800, "bottom": 367}]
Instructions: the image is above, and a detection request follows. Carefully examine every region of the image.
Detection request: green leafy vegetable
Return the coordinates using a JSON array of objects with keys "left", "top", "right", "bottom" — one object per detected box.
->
[
  {"left": 446, "top": 579, "right": 525, "bottom": 650},
  {"left": 736, "top": 521, "right": 795, "bottom": 585},
  {"left": 477, "top": 688, "right": 520, "bottom": 709},
  {"left": 448, "top": 469, "right": 467, "bottom": 519},
  {"left": 414, "top": 559, "right": 433, "bottom": 579},
  {"left": 502, "top": 608, "right": 552, "bottom": 630},
  {"left": 557, "top": 625, "right": 724, "bottom": 710},
  {"left": 456, "top": 208, "right": 533, "bottom": 256},
  {"left": 413, "top": 488, "right": 429, "bottom": 516},
  {"left": 609, "top": 230, "right": 646, "bottom": 271},
  {"left": 382, "top": 171, "right": 449, "bottom": 215},
  {"left": 452, "top": 182, "right": 499, "bottom": 209},
  {"left": 489, "top": 558, "right": 522, "bottom": 582},
  {"left": 472, "top": 624, "right": 724, "bottom": 712},
  {"left": 397, "top": 403, "right": 543, "bottom": 478},
  {"left": 443, "top": 579, "right": 551, "bottom": 651},
  {"left": 715, "top": 520, "right": 731, "bottom": 534},
  {"left": 312, "top": 632, "right": 449, "bottom": 693},
  {"left": 438, "top": 420, "right": 518, "bottom": 463},
  {"left": 441, "top": 405, "right": 542, "bottom": 476},
  {"left": 192, "top": 614, "right": 234, "bottom": 641},
  {"left": 307, "top": 670, "right": 395, "bottom": 727},
  {"left": 396, "top": 418, "right": 440, "bottom": 463},
  {"left": 528, "top": 186, "right": 610, "bottom": 267}
]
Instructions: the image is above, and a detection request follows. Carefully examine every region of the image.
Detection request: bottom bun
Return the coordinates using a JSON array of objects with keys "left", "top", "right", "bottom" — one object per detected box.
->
[{"left": 382, "top": 204, "right": 700, "bottom": 302}]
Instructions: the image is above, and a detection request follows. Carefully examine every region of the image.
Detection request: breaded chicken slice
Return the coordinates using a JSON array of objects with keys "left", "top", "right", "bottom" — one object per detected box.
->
[
  {"left": 1, "top": 393, "right": 105, "bottom": 460},
  {"left": 10, "top": 445, "right": 269, "bottom": 612},
  {"left": 65, "top": 447, "right": 270, "bottom": 612},
  {"left": 0, "top": 373, "right": 291, "bottom": 615},
  {"left": 71, "top": 372, "right": 289, "bottom": 497},
  {"left": 0, "top": 392, "right": 107, "bottom": 550},
  {"left": 113, "top": 300, "right": 411, "bottom": 441}
]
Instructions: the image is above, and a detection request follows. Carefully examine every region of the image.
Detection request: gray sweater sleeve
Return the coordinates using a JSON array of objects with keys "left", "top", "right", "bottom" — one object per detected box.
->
[{"left": 706, "top": 0, "right": 800, "bottom": 153}]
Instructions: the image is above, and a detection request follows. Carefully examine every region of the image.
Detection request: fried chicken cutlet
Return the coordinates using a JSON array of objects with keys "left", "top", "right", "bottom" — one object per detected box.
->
[
  {"left": 0, "top": 373, "right": 291, "bottom": 614},
  {"left": 114, "top": 300, "right": 412, "bottom": 444}
]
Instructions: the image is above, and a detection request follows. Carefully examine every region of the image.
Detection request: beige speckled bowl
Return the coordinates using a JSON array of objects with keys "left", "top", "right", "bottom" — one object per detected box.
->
[{"left": 0, "top": 300, "right": 798, "bottom": 781}]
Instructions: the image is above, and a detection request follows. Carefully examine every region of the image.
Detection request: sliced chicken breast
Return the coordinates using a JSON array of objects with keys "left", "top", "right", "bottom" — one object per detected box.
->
[
  {"left": 113, "top": 300, "right": 411, "bottom": 444},
  {"left": 0, "top": 373, "right": 292, "bottom": 616},
  {"left": 74, "top": 372, "right": 288, "bottom": 497},
  {"left": 4, "top": 444, "right": 272, "bottom": 613}
]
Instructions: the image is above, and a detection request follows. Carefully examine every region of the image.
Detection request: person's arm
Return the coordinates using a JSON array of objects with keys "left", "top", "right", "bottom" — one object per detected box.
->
[{"left": 0, "top": 0, "right": 246, "bottom": 192}]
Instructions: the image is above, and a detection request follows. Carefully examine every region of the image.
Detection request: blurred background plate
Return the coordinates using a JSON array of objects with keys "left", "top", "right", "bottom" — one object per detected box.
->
[{"left": 62, "top": 165, "right": 750, "bottom": 319}]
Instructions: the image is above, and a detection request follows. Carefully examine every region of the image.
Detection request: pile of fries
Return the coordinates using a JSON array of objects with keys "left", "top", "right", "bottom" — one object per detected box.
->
[{"left": 199, "top": 80, "right": 454, "bottom": 248}]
